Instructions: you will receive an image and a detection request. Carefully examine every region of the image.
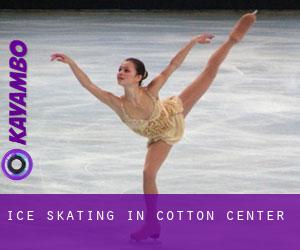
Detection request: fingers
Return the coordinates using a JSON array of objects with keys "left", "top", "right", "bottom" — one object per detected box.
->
[
  {"left": 200, "top": 33, "right": 214, "bottom": 43},
  {"left": 204, "top": 38, "right": 213, "bottom": 43},
  {"left": 50, "top": 53, "right": 65, "bottom": 62},
  {"left": 50, "top": 56, "right": 58, "bottom": 61},
  {"left": 51, "top": 57, "right": 62, "bottom": 62},
  {"left": 203, "top": 33, "right": 215, "bottom": 39},
  {"left": 50, "top": 54, "right": 59, "bottom": 61},
  {"left": 206, "top": 35, "right": 214, "bottom": 43}
]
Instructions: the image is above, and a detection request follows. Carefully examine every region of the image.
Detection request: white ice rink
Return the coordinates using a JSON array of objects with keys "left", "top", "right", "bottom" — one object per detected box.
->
[{"left": 0, "top": 10, "right": 299, "bottom": 193}]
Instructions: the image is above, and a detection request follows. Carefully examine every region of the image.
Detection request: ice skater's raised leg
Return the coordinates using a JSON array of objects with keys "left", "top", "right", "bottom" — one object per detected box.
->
[
  {"left": 230, "top": 10, "right": 257, "bottom": 43},
  {"left": 179, "top": 38, "right": 235, "bottom": 117},
  {"left": 179, "top": 11, "right": 256, "bottom": 117}
]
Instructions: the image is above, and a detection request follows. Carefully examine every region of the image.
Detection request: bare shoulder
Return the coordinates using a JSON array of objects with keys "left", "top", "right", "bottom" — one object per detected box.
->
[{"left": 103, "top": 91, "right": 123, "bottom": 114}]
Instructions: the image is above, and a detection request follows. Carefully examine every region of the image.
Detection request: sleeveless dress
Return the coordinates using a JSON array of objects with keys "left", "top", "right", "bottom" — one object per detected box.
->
[{"left": 119, "top": 91, "right": 185, "bottom": 147}]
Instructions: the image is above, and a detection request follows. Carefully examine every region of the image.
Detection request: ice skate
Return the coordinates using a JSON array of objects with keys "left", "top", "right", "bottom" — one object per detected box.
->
[
  {"left": 229, "top": 10, "right": 257, "bottom": 43},
  {"left": 130, "top": 222, "right": 161, "bottom": 241}
]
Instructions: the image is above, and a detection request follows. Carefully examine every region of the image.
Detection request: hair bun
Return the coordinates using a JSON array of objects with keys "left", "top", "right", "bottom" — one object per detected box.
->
[{"left": 143, "top": 70, "right": 148, "bottom": 80}]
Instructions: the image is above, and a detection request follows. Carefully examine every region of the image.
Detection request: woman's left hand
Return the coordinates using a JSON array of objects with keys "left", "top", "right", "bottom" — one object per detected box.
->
[{"left": 192, "top": 33, "right": 215, "bottom": 44}]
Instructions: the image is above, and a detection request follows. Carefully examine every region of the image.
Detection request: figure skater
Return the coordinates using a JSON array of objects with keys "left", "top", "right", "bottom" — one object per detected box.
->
[{"left": 51, "top": 11, "right": 257, "bottom": 241}]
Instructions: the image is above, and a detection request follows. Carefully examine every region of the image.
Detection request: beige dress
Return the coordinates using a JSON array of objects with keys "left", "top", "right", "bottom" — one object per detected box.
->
[{"left": 120, "top": 90, "right": 185, "bottom": 146}]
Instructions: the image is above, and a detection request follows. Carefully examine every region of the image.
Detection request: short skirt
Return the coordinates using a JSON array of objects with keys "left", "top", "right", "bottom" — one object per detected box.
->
[{"left": 147, "top": 96, "right": 185, "bottom": 147}]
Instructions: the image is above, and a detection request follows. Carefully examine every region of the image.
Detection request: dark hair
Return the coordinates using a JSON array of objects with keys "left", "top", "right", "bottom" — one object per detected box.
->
[{"left": 125, "top": 58, "right": 148, "bottom": 86}]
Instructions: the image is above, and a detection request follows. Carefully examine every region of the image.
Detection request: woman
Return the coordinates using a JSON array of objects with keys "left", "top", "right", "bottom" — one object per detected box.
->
[{"left": 51, "top": 11, "right": 257, "bottom": 240}]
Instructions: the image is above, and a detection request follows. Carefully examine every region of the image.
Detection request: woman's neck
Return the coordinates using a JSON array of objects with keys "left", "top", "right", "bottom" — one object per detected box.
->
[{"left": 123, "top": 85, "right": 143, "bottom": 105}]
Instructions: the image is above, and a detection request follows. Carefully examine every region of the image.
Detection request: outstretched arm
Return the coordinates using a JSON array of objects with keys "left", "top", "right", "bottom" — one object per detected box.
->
[
  {"left": 51, "top": 53, "right": 122, "bottom": 114},
  {"left": 147, "top": 33, "right": 214, "bottom": 96}
]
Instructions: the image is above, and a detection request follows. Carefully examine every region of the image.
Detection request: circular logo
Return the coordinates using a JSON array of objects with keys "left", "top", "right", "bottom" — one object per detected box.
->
[{"left": 1, "top": 149, "right": 33, "bottom": 180}]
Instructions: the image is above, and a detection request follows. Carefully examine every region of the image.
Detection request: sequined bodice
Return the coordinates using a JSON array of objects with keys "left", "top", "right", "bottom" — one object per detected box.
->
[{"left": 120, "top": 91, "right": 173, "bottom": 139}]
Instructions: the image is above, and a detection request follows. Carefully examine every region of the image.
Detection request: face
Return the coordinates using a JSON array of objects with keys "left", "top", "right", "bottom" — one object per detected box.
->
[{"left": 117, "top": 61, "right": 142, "bottom": 86}]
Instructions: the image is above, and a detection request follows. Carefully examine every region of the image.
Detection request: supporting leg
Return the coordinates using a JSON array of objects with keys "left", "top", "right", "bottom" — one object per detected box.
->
[
  {"left": 143, "top": 140, "right": 172, "bottom": 194},
  {"left": 130, "top": 140, "right": 172, "bottom": 241}
]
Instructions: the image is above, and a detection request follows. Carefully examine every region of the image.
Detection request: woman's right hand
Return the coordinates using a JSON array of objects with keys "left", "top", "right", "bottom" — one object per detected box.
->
[
  {"left": 191, "top": 33, "right": 215, "bottom": 44},
  {"left": 50, "top": 53, "right": 74, "bottom": 65}
]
